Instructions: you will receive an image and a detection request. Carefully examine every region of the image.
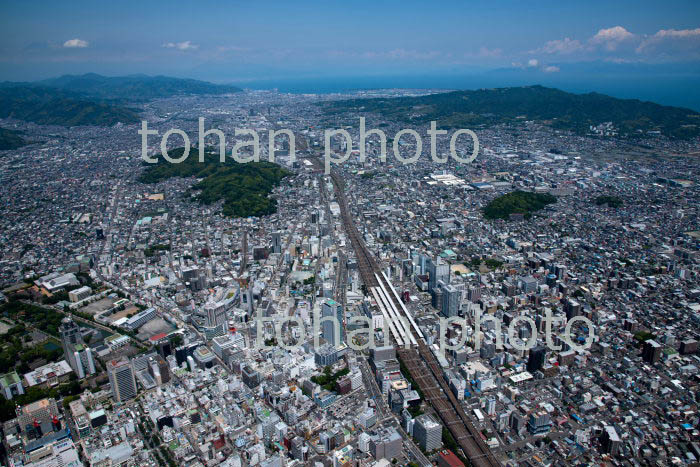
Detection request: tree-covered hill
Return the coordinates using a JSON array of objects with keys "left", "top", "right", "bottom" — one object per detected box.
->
[
  {"left": 0, "top": 85, "right": 139, "bottom": 126},
  {"left": 139, "top": 148, "right": 290, "bottom": 218},
  {"left": 38, "top": 73, "right": 242, "bottom": 100},
  {"left": 324, "top": 85, "right": 700, "bottom": 139},
  {"left": 0, "top": 74, "right": 242, "bottom": 127},
  {"left": 483, "top": 191, "right": 557, "bottom": 220},
  {"left": 0, "top": 128, "right": 26, "bottom": 150}
]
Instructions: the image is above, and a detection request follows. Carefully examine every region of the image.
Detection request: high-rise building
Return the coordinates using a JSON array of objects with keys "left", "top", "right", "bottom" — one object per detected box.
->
[
  {"left": 510, "top": 412, "right": 526, "bottom": 434},
  {"left": 414, "top": 414, "right": 442, "bottom": 452},
  {"left": 527, "top": 411, "right": 552, "bottom": 435},
  {"left": 148, "top": 356, "right": 170, "bottom": 385},
  {"left": 642, "top": 339, "right": 662, "bottom": 364},
  {"left": 441, "top": 284, "right": 460, "bottom": 317},
  {"left": 564, "top": 298, "right": 581, "bottom": 320},
  {"left": 427, "top": 258, "right": 450, "bottom": 292},
  {"left": 527, "top": 346, "right": 547, "bottom": 373},
  {"left": 486, "top": 397, "right": 496, "bottom": 416},
  {"left": 497, "top": 412, "right": 510, "bottom": 431},
  {"left": 272, "top": 231, "right": 282, "bottom": 254},
  {"left": 291, "top": 437, "right": 308, "bottom": 461},
  {"left": 242, "top": 287, "right": 254, "bottom": 314},
  {"left": 680, "top": 339, "right": 698, "bottom": 355},
  {"left": 321, "top": 299, "right": 344, "bottom": 346},
  {"left": 242, "top": 365, "right": 260, "bottom": 388},
  {"left": 59, "top": 318, "right": 96, "bottom": 379},
  {"left": 431, "top": 284, "right": 444, "bottom": 311},
  {"left": 107, "top": 358, "right": 137, "bottom": 403},
  {"left": 369, "top": 427, "right": 402, "bottom": 460},
  {"left": 601, "top": 425, "right": 621, "bottom": 456},
  {"left": 204, "top": 301, "right": 227, "bottom": 328},
  {"left": 468, "top": 286, "right": 482, "bottom": 303}
]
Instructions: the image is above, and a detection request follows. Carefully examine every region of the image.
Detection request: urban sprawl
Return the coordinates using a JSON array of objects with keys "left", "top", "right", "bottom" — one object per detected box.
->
[{"left": 0, "top": 89, "right": 699, "bottom": 467}]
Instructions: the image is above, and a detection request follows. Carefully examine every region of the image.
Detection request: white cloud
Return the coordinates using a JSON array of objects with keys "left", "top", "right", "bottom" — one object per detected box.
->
[
  {"left": 637, "top": 28, "right": 700, "bottom": 57},
  {"left": 536, "top": 37, "right": 582, "bottom": 55},
  {"left": 589, "top": 26, "right": 635, "bottom": 51},
  {"left": 652, "top": 27, "right": 700, "bottom": 39},
  {"left": 63, "top": 38, "right": 88, "bottom": 48},
  {"left": 477, "top": 46, "right": 502, "bottom": 58},
  {"left": 163, "top": 41, "right": 199, "bottom": 51},
  {"left": 512, "top": 59, "right": 560, "bottom": 73},
  {"left": 529, "top": 25, "right": 700, "bottom": 64}
]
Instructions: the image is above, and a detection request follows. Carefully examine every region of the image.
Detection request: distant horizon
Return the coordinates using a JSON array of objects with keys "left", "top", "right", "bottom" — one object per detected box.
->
[
  {"left": 6, "top": 69, "right": 700, "bottom": 112},
  {"left": 2, "top": 1, "right": 700, "bottom": 109}
]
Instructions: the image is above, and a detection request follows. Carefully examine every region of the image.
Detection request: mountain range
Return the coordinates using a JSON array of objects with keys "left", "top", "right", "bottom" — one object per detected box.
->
[
  {"left": 2, "top": 74, "right": 699, "bottom": 141},
  {"left": 0, "top": 74, "right": 241, "bottom": 130},
  {"left": 37, "top": 73, "right": 241, "bottom": 101}
]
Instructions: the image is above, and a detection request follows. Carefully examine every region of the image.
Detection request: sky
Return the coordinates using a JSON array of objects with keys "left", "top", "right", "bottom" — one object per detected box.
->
[{"left": 1, "top": 0, "right": 700, "bottom": 106}]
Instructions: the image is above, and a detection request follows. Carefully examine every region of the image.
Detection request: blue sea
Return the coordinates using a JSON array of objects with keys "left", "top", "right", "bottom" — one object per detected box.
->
[{"left": 236, "top": 67, "right": 700, "bottom": 111}]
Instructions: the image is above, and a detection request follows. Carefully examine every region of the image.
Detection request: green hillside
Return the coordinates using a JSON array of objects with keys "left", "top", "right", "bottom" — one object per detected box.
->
[
  {"left": 0, "top": 86, "right": 139, "bottom": 127},
  {"left": 39, "top": 73, "right": 242, "bottom": 100},
  {"left": 0, "top": 128, "right": 26, "bottom": 150},
  {"left": 0, "top": 74, "right": 242, "bottom": 127},
  {"left": 483, "top": 191, "right": 557, "bottom": 220},
  {"left": 324, "top": 85, "right": 700, "bottom": 139},
  {"left": 139, "top": 148, "right": 290, "bottom": 218}
]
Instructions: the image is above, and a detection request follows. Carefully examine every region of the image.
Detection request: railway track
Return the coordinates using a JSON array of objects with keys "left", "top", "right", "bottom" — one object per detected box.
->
[{"left": 305, "top": 154, "right": 501, "bottom": 467}]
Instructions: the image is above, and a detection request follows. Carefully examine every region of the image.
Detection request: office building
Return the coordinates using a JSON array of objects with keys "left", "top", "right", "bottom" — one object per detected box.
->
[
  {"left": 486, "top": 396, "right": 496, "bottom": 416},
  {"left": 427, "top": 258, "right": 450, "bottom": 292},
  {"left": 314, "top": 343, "right": 339, "bottom": 367},
  {"left": 272, "top": 231, "right": 282, "bottom": 254},
  {"left": 468, "top": 286, "right": 482, "bottom": 303},
  {"left": 680, "top": 339, "right": 698, "bottom": 355},
  {"left": 527, "top": 346, "right": 547, "bottom": 373},
  {"left": 59, "top": 318, "right": 96, "bottom": 378},
  {"left": 321, "top": 299, "right": 344, "bottom": 346},
  {"left": 528, "top": 411, "right": 552, "bottom": 435},
  {"left": 107, "top": 358, "right": 137, "bottom": 403},
  {"left": 18, "top": 398, "right": 60, "bottom": 430},
  {"left": 564, "top": 298, "right": 581, "bottom": 320},
  {"left": 414, "top": 414, "right": 442, "bottom": 452},
  {"left": 204, "top": 301, "right": 227, "bottom": 328},
  {"left": 369, "top": 427, "right": 402, "bottom": 460},
  {"left": 601, "top": 425, "right": 621, "bottom": 456},
  {"left": 441, "top": 284, "right": 460, "bottom": 317},
  {"left": 643, "top": 339, "right": 663, "bottom": 364}
]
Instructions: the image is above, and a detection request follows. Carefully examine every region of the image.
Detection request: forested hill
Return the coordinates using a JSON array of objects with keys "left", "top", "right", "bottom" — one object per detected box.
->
[
  {"left": 0, "top": 85, "right": 139, "bottom": 127},
  {"left": 38, "top": 73, "right": 242, "bottom": 100},
  {"left": 139, "top": 148, "right": 290, "bottom": 218},
  {"left": 324, "top": 85, "right": 700, "bottom": 139},
  {"left": 0, "top": 128, "right": 26, "bottom": 150},
  {"left": 0, "top": 74, "right": 242, "bottom": 127}
]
